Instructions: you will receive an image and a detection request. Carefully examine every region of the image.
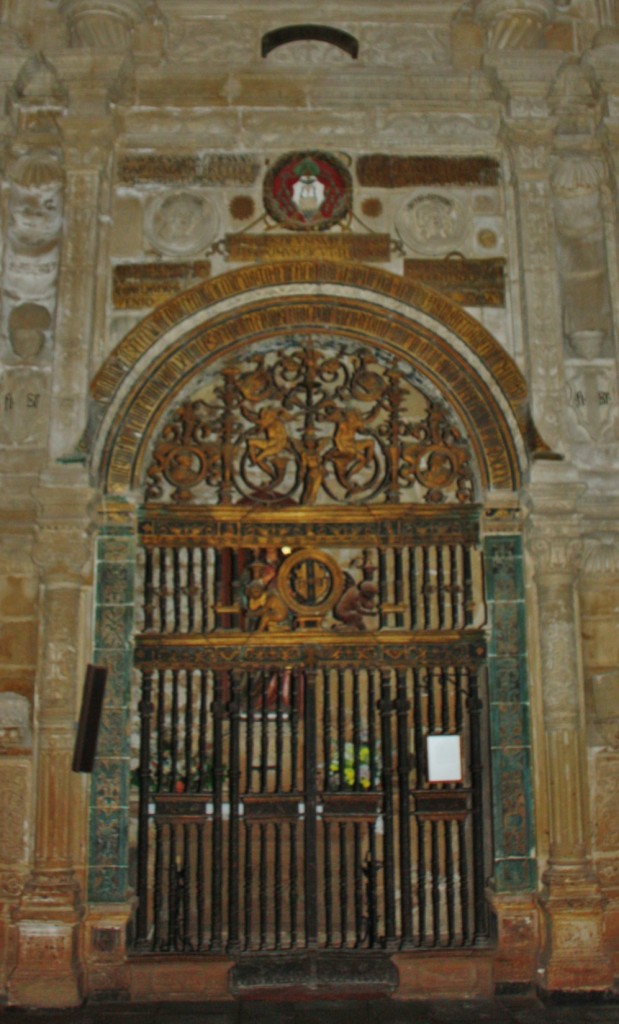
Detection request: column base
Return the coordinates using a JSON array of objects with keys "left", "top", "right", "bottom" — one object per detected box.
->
[
  {"left": 8, "top": 874, "right": 84, "bottom": 1008},
  {"left": 488, "top": 890, "right": 539, "bottom": 989},
  {"left": 83, "top": 900, "right": 136, "bottom": 1000},
  {"left": 538, "top": 874, "right": 614, "bottom": 993}
]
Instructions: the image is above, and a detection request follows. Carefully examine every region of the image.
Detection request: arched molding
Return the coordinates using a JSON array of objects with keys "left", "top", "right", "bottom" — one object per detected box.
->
[{"left": 88, "top": 260, "right": 550, "bottom": 498}]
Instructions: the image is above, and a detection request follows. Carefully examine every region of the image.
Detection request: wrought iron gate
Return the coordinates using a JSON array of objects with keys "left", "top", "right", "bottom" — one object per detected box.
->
[{"left": 130, "top": 336, "right": 491, "bottom": 956}]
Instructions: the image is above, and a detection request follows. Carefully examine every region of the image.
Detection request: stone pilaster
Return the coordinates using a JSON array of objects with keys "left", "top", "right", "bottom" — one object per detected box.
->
[
  {"left": 50, "top": 117, "right": 115, "bottom": 461},
  {"left": 8, "top": 467, "right": 96, "bottom": 1008},
  {"left": 500, "top": 86, "right": 567, "bottom": 454},
  {"left": 526, "top": 475, "right": 613, "bottom": 992}
]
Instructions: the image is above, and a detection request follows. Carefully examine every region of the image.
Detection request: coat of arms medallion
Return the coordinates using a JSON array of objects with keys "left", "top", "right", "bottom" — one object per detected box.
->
[{"left": 263, "top": 151, "right": 352, "bottom": 231}]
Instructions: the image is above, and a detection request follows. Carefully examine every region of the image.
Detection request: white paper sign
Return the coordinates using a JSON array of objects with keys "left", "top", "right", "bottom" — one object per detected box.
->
[{"left": 427, "top": 735, "right": 462, "bottom": 783}]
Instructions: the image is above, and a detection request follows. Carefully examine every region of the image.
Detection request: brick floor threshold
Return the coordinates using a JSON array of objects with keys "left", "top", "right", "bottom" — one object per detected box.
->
[{"left": 2, "top": 996, "right": 619, "bottom": 1023}]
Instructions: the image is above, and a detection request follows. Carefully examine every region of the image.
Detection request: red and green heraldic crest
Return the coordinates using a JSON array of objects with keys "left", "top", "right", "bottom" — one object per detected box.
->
[{"left": 264, "top": 151, "right": 353, "bottom": 231}]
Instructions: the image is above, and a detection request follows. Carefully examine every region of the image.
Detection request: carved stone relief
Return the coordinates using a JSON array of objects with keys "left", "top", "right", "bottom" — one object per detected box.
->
[
  {"left": 167, "top": 20, "right": 255, "bottom": 63},
  {"left": 144, "top": 191, "right": 219, "bottom": 256},
  {"left": 362, "top": 25, "right": 450, "bottom": 66},
  {"left": 266, "top": 39, "right": 353, "bottom": 66},
  {"left": 0, "top": 693, "right": 32, "bottom": 752},
  {"left": 392, "top": 186, "right": 504, "bottom": 266},
  {"left": 395, "top": 193, "right": 468, "bottom": 255},
  {"left": 565, "top": 362, "right": 618, "bottom": 442},
  {"left": 2, "top": 151, "right": 64, "bottom": 377},
  {"left": 0, "top": 369, "right": 50, "bottom": 447},
  {"left": 552, "top": 156, "right": 613, "bottom": 359}
]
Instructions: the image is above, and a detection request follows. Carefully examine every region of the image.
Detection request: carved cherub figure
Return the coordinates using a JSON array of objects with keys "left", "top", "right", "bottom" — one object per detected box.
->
[
  {"left": 333, "top": 563, "right": 379, "bottom": 631},
  {"left": 243, "top": 405, "right": 293, "bottom": 485}
]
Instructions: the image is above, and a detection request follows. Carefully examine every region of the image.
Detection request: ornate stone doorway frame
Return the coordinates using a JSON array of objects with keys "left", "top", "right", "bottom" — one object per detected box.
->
[{"left": 84, "top": 260, "right": 543, "bottom": 999}]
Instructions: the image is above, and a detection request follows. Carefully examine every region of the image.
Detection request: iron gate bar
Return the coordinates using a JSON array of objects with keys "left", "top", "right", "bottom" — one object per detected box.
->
[
  {"left": 395, "top": 669, "right": 413, "bottom": 947},
  {"left": 379, "top": 670, "right": 396, "bottom": 949},
  {"left": 211, "top": 670, "right": 224, "bottom": 951},
  {"left": 136, "top": 668, "right": 153, "bottom": 947},
  {"left": 469, "top": 668, "right": 490, "bottom": 944},
  {"left": 228, "top": 670, "right": 242, "bottom": 951},
  {"left": 304, "top": 667, "right": 319, "bottom": 950}
]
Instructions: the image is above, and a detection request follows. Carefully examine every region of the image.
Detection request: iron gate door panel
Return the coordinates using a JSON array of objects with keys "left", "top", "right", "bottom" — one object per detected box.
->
[
  {"left": 133, "top": 653, "right": 488, "bottom": 953},
  {"left": 129, "top": 336, "right": 493, "bottom": 958}
]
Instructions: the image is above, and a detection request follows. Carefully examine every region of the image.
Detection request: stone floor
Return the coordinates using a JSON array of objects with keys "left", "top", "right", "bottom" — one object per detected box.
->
[{"left": 3, "top": 998, "right": 619, "bottom": 1023}]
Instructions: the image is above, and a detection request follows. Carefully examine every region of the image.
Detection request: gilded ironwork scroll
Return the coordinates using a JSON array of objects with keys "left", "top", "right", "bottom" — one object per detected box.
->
[{"left": 145, "top": 338, "right": 475, "bottom": 508}]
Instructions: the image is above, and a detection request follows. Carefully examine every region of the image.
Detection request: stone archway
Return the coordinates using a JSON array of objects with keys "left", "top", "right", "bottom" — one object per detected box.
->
[
  {"left": 85, "top": 260, "right": 543, "bottom": 999},
  {"left": 89, "top": 260, "right": 551, "bottom": 496}
]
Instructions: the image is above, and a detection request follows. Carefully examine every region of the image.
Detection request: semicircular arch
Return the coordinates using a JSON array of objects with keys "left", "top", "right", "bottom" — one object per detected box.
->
[{"left": 88, "top": 260, "right": 550, "bottom": 498}]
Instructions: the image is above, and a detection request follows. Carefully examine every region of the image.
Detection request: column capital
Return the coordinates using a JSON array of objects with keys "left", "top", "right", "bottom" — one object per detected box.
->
[
  {"left": 527, "top": 532, "right": 582, "bottom": 579},
  {"left": 501, "top": 117, "right": 557, "bottom": 176}
]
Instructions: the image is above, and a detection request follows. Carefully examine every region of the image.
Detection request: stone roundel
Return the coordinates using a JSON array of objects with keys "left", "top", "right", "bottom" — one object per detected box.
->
[{"left": 145, "top": 190, "right": 219, "bottom": 257}]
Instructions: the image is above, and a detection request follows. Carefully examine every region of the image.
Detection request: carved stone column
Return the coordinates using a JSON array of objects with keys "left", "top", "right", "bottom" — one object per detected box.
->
[
  {"left": 503, "top": 117, "right": 567, "bottom": 454},
  {"left": 8, "top": 467, "right": 96, "bottom": 1008},
  {"left": 49, "top": 118, "right": 115, "bottom": 460},
  {"left": 526, "top": 478, "right": 613, "bottom": 991}
]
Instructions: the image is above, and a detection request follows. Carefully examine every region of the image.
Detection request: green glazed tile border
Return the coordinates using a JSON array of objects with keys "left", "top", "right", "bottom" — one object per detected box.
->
[
  {"left": 96, "top": 536, "right": 136, "bottom": 563},
  {"left": 487, "top": 655, "right": 528, "bottom": 703},
  {"left": 493, "top": 858, "right": 535, "bottom": 892},
  {"left": 89, "top": 801, "right": 128, "bottom": 865},
  {"left": 89, "top": 525, "right": 136, "bottom": 903},
  {"left": 93, "top": 648, "right": 133, "bottom": 708},
  {"left": 96, "top": 706, "right": 129, "bottom": 757},
  {"left": 97, "top": 561, "right": 136, "bottom": 606},
  {"left": 490, "top": 700, "right": 530, "bottom": 748},
  {"left": 94, "top": 603, "right": 135, "bottom": 650},
  {"left": 93, "top": 755, "right": 130, "bottom": 808},
  {"left": 484, "top": 534, "right": 536, "bottom": 893},
  {"left": 88, "top": 866, "right": 129, "bottom": 903},
  {"left": 492, "top": 600, "right": 526, "bottom": 660}
]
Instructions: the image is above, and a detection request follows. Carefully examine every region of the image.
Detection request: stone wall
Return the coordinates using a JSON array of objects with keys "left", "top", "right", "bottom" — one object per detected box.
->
[{"left": 0, "top": 0, "right": 618, "bottom": 1005}]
